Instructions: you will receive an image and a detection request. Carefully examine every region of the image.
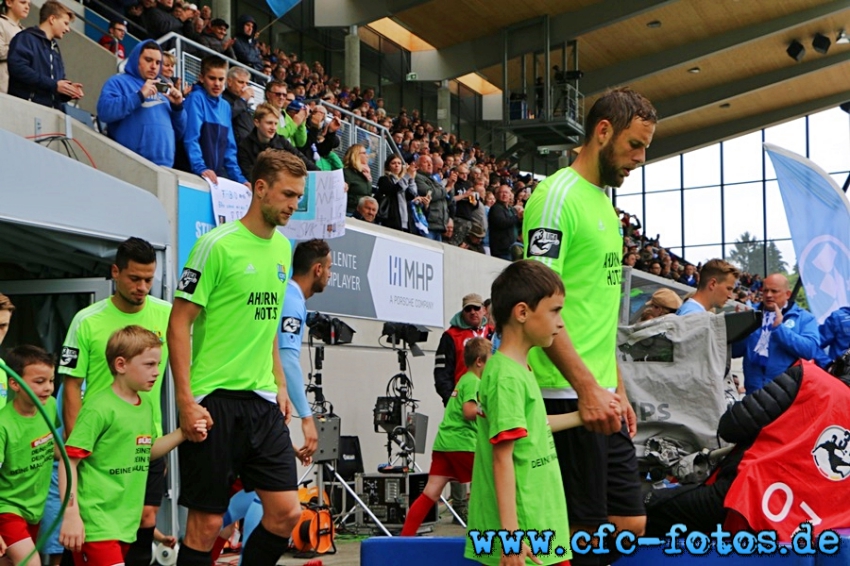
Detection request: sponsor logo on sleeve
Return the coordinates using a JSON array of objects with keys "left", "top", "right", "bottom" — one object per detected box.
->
[
  {"left": 59, "top": 347, "right": 80, "bottom": 369},
  {"left": 527, "top": 228, "right": 562, "bottom": 259},
  {"left": 178, "top": 268, "right": 201, "bottom": 294},
  {"left": 281, "top": 317, "right": 302, "bottom": 334},
  {"left": 136, "top": 435, "right": 153, "bottom": 446}
]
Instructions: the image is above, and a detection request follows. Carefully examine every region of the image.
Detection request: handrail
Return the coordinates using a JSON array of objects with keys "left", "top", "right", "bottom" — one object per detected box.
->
[
  {"left": 85, "top": 0, "right": 148, "bottom": 39},
  {"left": 317, "top": 99, "right": 401, "bottom": 159},
  {"left": 156, "top": 32, "right": 270, "bottom": 86}
]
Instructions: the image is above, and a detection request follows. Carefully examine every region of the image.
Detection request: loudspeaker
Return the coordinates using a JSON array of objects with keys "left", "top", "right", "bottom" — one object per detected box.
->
[
  {"left": 787, "top": 40, "right": 806, "bottom": 62},
  {"left": 335, "top": 436, "right": 364, "bottom": 482},
  {"left": 406, "top": 412, "right": 429, "bottom": 454}
]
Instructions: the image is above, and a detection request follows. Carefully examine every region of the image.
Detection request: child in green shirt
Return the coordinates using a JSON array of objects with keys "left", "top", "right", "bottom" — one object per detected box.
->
[
  {"left": 0, "top": 345, "right": 58, "bottom": 565},
  {"left": 465, "top": 260, "right": 578, "bottom": 566},
  {"left": 401, "top": 336, "right": 492, "bottom": 536},
  {"left": 59, "top": 325, "right": 207, "bottom": 565}
]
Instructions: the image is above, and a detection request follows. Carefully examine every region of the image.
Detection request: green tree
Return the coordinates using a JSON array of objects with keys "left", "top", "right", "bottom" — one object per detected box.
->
[{"left": 728, "top": 232, "right": 788, "bottom": 275}]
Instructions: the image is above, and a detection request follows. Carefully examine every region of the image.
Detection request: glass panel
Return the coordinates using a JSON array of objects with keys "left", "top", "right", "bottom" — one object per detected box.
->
[
  {"left": 683, "top": 144, "right": 720, "bottom": 187},
  {"left": 809, "top": 107, "right": 850, "bottom": 174},
  {"left": 644, "top": 190, "right": 682, "bottom": 248},
  {"left": 617, "top": 166, "right": 643, "bottom": 195},
  {"left": 644, "top": 156, "right": 680, "bottom": 192},
  {"left": 769, "top": 239, "right": 795, "bottom": 275},
  {"left": 614, "top": 194, "right": 644, "bottom": 240},
  {"left": 723, "top": 131, "right": 763, "bottom": 184},
  {"left": 683, "top": 187, "right": 721, "bottom": 246},
  {"left": 764, "top": 117, "right": 807, "bottom": 180},
  {"left": 723, "top": 182, "right": 764, "bottom": 245},
  {"left": 764, "top": 181, "right": 791, "bottom": 240},
  {"left": 682, "top": 244, "right": 724, "bottom": 267}
]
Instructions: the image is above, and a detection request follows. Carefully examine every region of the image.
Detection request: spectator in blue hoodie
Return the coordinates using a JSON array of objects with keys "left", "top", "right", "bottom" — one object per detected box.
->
[
  {"left": 182, "top": 55, "right": 248, "bottom": 185},
  {"left": 97, "top": 40, "right": 186, "bottom": 167},
  {"left": 232, "top": 14, "right": 263, "bottom": 71},
  {"left": 7, "top": 0, "right": 83, "bottom": 110}
]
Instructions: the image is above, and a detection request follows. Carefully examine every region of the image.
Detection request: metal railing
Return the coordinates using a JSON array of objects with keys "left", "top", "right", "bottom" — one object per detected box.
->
[
  {"left": 316, "top": 100, "right": 401, "bottom": 184},
  {"left": 157, "top": 32, "right": 269, "bottom": 103}
]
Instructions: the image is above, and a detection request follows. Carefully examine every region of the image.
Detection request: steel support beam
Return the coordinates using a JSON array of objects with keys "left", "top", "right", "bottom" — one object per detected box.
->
[
  {"left": 410, "top": 0, "right": 677, "bottom": 81},
  {"left": 647, "top": 91, "right": 850, "bottom": 163},
  {"left": 582, "top": 0, "right": 849, "bottom": 95}
]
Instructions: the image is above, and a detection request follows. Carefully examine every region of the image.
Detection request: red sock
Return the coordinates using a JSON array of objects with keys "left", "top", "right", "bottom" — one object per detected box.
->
[
  {"left": 401, "top": 494, "right": 437, "bottom": 536},
  {"left": 209, "top": 536, "right": 228, "bottom": 564}
]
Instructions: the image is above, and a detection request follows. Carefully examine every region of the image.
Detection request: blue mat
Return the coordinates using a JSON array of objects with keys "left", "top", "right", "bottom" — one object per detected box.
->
[{"left": 361, "top": 537, "right": 478, "bottom": 565}]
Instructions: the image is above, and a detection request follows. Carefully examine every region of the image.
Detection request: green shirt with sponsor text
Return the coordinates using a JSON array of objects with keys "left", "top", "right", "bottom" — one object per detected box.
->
[
  {"left": 175, "top": 220, "right": 292, "bottom": 398},
  {"left": 0, "top": 397, "right": 58, "bottom": 523},
  {"left": 67, "top": 388, "right": 157, "bottom": 543},
  {"left": 523, "top": 167, "right": 622, "bottom": 391},
  {"left": 464, "top": 352, "right": 570, "bottom": 564}
]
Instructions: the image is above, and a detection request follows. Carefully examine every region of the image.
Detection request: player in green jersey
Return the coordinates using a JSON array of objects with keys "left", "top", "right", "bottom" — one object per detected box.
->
[
  {"left": 59, "top": 326, "right": 206, "bottom": 566},
  {"left": 0, "top": 345, "right": 57, "bottom": 565},
  {"left": 0, "top": 293, "right": 15, "bottom": 411},
  {"left": 168, "top": 149, "right": 308, "bottom": 566},
  {"left": 59, "top": 237, "right": 171, "bottom": 566},
  {"left": 523, "top": 87, "right": 657, "bottom": 564},
  {"left": 466, "top": 260, "right": 576, "bottom": 566},
  {"left": 401, "top": 337, "right": 491, "bottom": 536}
]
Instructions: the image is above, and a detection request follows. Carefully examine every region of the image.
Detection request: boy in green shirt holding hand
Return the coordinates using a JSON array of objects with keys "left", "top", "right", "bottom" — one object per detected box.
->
[
  {"left": 401, "top": 336, "right": 492, "bottom": 536},
  {"left": 466, "top": 260, "right": 580, "bottom": 566},
  {"left": 59, "top": 326, "right": 207, "bottom": 566},
  {"left": 0, "top": 345, "right": 58, "bottom": 565}
]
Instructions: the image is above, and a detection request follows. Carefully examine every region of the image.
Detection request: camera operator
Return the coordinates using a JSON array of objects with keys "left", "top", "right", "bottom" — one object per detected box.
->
[
  {"left": 298, "top": 103, "right": 342, "bottom": 170},
  {"left": 277, "top": 239, "right": 333, "bottom": 461},
  {"left": 97, "top": 40, "right": 186, "bottom": 168}
]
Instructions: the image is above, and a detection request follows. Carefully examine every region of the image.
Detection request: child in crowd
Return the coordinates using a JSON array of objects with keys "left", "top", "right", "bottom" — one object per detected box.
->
[
  {"left": 182, "top": 55, "right": 248, "bottom": 186},
  {"left": 59, "top": 326, "right": 206, "bottom": 566},
  {"left": 401, "top": 337, "right": 491, "bottom": 536},
  {"left": 0, "top": 345, "right": 57, "bottom": 565},
  {"left": 465, "top": 260, "right": 575, "bottom": 565}
]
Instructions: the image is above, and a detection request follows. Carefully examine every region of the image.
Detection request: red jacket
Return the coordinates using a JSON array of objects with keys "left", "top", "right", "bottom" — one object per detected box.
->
[{"left": 433, "top": 313, "right": 494, "bottom": 405}]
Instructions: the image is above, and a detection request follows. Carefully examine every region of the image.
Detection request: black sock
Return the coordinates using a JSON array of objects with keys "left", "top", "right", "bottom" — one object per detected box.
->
[
  {"left": 176, "top": 543, "right": 212, "bottom": 566},
  {"left": 241, "top": 522, "right": 290, "bottom": 566},
  {"left": 124, "top": 526, "right": 155, "bottom": 566}
]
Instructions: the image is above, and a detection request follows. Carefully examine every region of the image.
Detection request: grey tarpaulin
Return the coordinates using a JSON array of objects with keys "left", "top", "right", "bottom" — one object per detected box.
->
[{"left": 618, "top": 312, "right": 729, "bottom": 459}]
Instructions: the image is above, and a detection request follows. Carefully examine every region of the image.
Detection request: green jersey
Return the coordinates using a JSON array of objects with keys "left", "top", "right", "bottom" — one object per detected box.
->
[
  {"left": 523, "top": 167, "right": 622, "bottom": 393},
  {"left": 433, "top": 371, "right": 479, "bottom": 453},
  {"left": 0, "top": 397, "right": 57, "bottom": 523},
  {"left": 465, "top": 352, "right": 570, "bottom": 564},
  {"left": 58, "top": 296, "right": 171, "bottom": 437},
  {"left": 67, "top": 388, "right": 156, "bottom": 543},
  {"left": 175, "top": 221, "right": 292, "bottom": 399}
]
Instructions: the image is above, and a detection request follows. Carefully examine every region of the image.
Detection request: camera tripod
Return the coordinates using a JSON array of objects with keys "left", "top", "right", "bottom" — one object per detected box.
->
[{"left": 298, "top": 339, "right": 394, "bottom": 536}]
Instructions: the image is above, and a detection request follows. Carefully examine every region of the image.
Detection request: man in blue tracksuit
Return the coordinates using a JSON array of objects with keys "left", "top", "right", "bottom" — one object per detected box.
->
[
  {"left": 732, "top": 273, "right": 821, "bottom": 393},
  {"left": 97, "top": 41, "right": 186, "bottom": 167},
  {"left": 182, "top": 54, "right": 247, "bottom": 185},
  {"left": 816, "top": 306, "right": 850, "bottom": 368}
]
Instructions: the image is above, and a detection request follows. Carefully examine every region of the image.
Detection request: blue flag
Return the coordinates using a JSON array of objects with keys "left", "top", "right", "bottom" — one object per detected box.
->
[
  {"left": 764, "top": 143, "right": 850, "bottom": 322},
  {"left": 266, "top": 0, "right": 300, "bottom": 17}
]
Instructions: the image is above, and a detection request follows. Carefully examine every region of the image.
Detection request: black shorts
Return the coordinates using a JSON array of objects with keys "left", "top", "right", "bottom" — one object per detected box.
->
[
  {"left": 144, "top": 456, "right": 167, "bottom": 507},
  {"left": 178, "top": 390, "right": 297, "bottom": 514},
  {"left": 545, "top": 398, "right": 644, "bottom": 526}
]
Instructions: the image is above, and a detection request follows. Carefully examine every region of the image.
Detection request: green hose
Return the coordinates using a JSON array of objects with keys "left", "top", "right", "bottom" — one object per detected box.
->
[{"left": 0, "top": 359, "right": 72, "bottom": 565}]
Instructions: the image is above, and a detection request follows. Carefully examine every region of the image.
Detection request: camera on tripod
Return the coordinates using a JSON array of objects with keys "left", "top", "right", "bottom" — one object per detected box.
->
[
  {"left": 307, "top": 311, "right": 356, "bottom": 345},
  {"left": 552, "top": 65, "right": 584, "bottom": 83},
  {"left": 381, "top": 321, "right": 429, "bottom": 357}
]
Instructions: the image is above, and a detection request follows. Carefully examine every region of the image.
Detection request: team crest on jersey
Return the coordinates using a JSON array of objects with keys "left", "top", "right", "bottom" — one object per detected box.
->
[
  {"left": 281, "top": 317, "right": 302, "bottom": 334},
  {"left": 278, "top": 263, "right": 288, "bottom": 283},
  {"left": 527, "top": 228, "right": 562, "bottom": 259},
  {"left": 59, "top": 347, "right": 80, "bottom": 369},
  {"left": 812, "top": 425, "right": 850, "bottom": 481},
  {"left": 178, "top": 268, "right": 201, "bottom": 293}
]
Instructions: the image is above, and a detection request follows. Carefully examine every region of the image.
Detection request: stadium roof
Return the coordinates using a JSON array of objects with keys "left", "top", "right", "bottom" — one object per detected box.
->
[{"left": 318, "top": 0, "right": 850, "bottom": 162}]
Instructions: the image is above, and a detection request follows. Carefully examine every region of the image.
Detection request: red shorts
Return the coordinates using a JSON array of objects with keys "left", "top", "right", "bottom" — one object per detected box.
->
[
  {"left": 0, "top": 513, "right": 39, "bottom": 547},
  {"left": 429, "top": 451, "right": 474, "bottom": 483},
  {"left": 73, "top": 541, "right": 130, "bottom": 566}
]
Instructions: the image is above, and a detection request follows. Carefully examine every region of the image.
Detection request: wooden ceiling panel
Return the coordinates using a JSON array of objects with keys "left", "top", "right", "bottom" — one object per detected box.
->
[
  {"left": 567, "top": 0, "right": 833, "bottom": 71},
  {"left": 654, "top": 61, "right": 850, "bottom": 139},
  {"left": 394, "top": 0, "right": 601, "bottom": 49},
  {"left": 625, "top": 9, "right": 850, "bottom": 103}
]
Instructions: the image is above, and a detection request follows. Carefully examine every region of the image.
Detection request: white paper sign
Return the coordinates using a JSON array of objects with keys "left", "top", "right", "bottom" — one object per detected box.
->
[{"left": 208, "top": 177, "right": 251, "bottom": 225}]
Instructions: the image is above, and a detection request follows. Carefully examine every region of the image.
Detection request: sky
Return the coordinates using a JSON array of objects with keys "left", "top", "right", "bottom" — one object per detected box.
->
[{"left": 612, "top": 105, "right": 850, "bottom": 272}]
